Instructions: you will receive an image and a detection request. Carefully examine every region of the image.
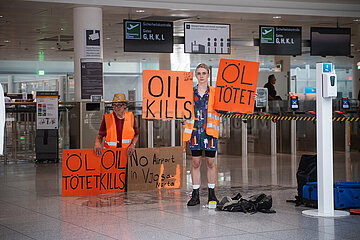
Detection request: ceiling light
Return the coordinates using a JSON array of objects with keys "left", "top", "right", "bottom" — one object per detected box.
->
[
  {"left": 4, "top": 40, "right": 10, "bottom": 43},
  {"left": 0, "top": 16, "right": 3, "bottom": 18},
  {"left": 353, "top": 19, "right": 360, "bottom": 22},
  {"left": 106, "top": 37, "right": 111, "bottom": 40},
  {"left": 60, "top": 28, "right": 64, "bottom": 31},
  {"left": 136, "top": 10, "right": 145, "bottom": 13},
  {"left": 273, "top": 16, "right": 282, "bottom": 19}
]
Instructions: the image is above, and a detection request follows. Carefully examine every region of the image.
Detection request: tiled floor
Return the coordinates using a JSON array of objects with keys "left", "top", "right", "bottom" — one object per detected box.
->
[{"left": 0, "top": 151, "right": 359, "bottom": 240}]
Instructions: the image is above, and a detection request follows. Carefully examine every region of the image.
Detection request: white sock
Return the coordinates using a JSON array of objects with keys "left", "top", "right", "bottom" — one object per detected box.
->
[
  {"left": 208, "top": 184, "right": 215, "bottom": 189},
  {"left": 193, "top": 185, "right": 200, "bottom": 190}
]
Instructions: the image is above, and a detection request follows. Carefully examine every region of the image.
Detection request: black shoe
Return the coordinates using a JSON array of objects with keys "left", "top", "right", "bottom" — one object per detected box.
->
[
  {"left": 208, "top": 188, "right": 218, "bottom": 203},
  {"left": 187, "top": 189, "right": 200, "bottom": 206}
]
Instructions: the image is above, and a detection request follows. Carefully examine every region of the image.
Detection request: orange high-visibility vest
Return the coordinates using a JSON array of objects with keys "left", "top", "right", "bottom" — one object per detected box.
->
[
  {"left": 183, "top": 86, "right": 220, "bottom": 142},
  {"left": 104, "top": 111, "right": 135, "bottom": 148}
]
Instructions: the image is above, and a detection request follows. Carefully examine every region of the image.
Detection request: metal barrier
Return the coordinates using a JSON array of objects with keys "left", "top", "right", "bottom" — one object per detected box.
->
[
  {"left": 1, "top": 102, "right": 73, "bottom": 164},
  {"left": 1, "top": 100, "right": 359, "bottom": 164}
]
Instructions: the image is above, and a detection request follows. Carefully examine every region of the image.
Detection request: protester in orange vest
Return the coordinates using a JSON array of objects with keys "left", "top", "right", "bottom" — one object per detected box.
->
[
  {"left": 94, "top": 93, "right": 139, "bottom": 157},
  {"left": 183, "top": 63, "right": 220, "bottom": 206}
]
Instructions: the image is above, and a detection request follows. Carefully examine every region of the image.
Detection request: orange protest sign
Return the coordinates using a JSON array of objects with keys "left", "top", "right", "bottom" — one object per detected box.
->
[
  {"left": 214, "top": 59, "right": 259, "bottom": 114},
  {"left": 62, "top": 148, "right": 127, "bottom": 196},
  {"left": 142, "top": 70, "right": 194, "bottom": 120}
]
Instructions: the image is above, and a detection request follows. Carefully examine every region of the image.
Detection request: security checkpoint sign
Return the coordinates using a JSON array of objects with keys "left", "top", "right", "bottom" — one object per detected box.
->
[
  {"left": 142, "top": 70, "right": 194, "bottom": 120},
  {"left": 62, "top": 148, "right": 128, "bottom": 196},
  {"left": 214, "top": 59, "right": 259, "bottom": 114}
]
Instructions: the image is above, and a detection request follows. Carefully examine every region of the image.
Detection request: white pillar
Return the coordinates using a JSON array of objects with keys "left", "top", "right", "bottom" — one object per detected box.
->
[
  {"left": 303, "top": 63, "right": 349, "bottom": 218},
  {"left": 73, "top": 7, "right": 103, "bottom": 101},
  {"left": 7, "top": 75, "right": 14, "bottom": 93}
]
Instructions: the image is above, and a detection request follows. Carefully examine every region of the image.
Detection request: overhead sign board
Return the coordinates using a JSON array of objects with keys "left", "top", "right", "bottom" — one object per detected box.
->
[
  {"left": 124, "top": 20, "right": 173, "bottom": 53},
  {"left": 184, "top": 22, "right": 231, "bottom": 54},
  {"left": 259, "top": 25, "right": 302, "bottom": 55}
]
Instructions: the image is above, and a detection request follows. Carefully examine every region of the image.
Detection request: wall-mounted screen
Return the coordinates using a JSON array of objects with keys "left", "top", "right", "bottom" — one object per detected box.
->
[
  {"left": 184, "top": 23, "right": 230, "bottom": 54},
  {"left": 259, "top": 25, "right": 302, "bottom": 55},
  {"left": 310, "top": 27, "right": 351, "bottom": 56},
  {"left": 124, "top": 20, "right": 173, "bottom": 53}
]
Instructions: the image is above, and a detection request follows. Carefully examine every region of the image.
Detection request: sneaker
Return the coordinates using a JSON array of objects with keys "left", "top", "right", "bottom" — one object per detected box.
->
[{"left": 187, "top": 189, "right": 200, "bottom": 206}]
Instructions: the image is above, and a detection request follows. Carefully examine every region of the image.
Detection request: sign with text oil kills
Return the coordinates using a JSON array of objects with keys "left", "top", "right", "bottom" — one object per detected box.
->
[
  {"left": 142, "top": 70, "right": 194, "bottom": 120},
  {"left": 214, "top": 59, "right": 259, "bottom": 114}
]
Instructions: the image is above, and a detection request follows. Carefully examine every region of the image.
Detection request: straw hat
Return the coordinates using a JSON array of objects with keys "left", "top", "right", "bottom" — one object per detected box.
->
[{"left": 112, "top": 93, "right": 128, "bottom": 103}]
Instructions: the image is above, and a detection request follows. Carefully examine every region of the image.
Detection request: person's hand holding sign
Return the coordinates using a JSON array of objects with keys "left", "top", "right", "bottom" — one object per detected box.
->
[
  {"left": 127, "top": 142, "right": 136, "bottom": 156},
  {"left": 94, "top": 136, "right": 103, "bottom": 156}
]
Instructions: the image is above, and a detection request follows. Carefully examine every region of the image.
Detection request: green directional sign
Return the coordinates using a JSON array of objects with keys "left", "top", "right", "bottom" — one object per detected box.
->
[
  {"left": 125, "top": 21, "right": 141, "bottom": 39},
  {"left": 261, "top": 27, "right": 274, "bottom": 43}
]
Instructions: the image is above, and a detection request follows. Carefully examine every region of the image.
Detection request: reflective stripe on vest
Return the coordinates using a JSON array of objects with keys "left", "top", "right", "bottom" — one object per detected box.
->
[
  {"left": 122, "top": 139, "right": 132, "bottom": 144},
  {"left": 182, "top": 86, "right": 220, "bottom": 142},
  {"left": 207, "top": 122, "right": 219, "bottom": 130},
  {"left": 104, "top": 111, "right": 135, "bottom": 148}
]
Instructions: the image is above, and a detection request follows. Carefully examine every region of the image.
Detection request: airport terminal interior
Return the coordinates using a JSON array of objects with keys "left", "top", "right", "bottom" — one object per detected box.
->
[{"left": 1, "top": 0, "right": 360, "bottom": 239}]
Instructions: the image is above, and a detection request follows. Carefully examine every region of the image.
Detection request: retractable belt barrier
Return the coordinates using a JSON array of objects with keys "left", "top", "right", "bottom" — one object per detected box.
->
[{"left": 220, "top": 113, "right": 360, "bottom": 122}]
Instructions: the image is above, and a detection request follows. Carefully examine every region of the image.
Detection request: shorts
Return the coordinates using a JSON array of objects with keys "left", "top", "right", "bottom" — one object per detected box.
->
[{"left": 191, "top": 150, "right": 216, "bottom": 158}]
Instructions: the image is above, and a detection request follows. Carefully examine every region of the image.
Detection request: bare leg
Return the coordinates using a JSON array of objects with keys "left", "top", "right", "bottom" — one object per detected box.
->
[
  {"left": 191, "top": 156, "right": 202, "bottom": 185},
  {"left": 206, "top": 157, "right": 216, "bottom": 184}
]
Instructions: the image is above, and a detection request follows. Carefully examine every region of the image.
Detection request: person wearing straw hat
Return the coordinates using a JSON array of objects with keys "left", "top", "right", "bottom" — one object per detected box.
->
[{"left": 94, "top": 93, "right": 139, "bottom": 156}]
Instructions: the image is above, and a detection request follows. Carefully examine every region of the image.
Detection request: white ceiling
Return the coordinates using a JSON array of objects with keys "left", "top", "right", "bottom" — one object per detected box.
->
[{"left": 0, "top": 0, "right": 359, "bottom": 68}]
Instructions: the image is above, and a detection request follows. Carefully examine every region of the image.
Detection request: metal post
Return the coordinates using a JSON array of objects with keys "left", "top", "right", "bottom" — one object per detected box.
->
[
  {"left": 171, "top": 120, "right": 175, "bottom": 147},
  {"left": 345, "top": 121, "right": 350, "bottom": 152},
  {"left": 270, "top": 121, "right": 276, "bottom": 155},
  {"left": 242, "top": 119, "right": 247, "bottom": 157},
  {"left": 291, "top": 120, "right": 296, "bottom": 155},
  {"left": 147, "top": 120, "right": 153, "bottom": 148},
  {"left": 271, "top": 155, "right": 278, "bottom": 185}
]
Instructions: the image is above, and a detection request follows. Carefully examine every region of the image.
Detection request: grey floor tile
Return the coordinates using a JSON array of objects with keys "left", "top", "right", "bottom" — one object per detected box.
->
[
  {"left": 0, "top": 226, "right": 33, "bottom": 240},
  {"left": 257, "top": 229, "right": 337, "bottom": 240},
  {"left": 169, "top": 223, "right": 247, "bottom": 238},
  {"left": 198, "top": 233, "right": 272, "bottom": 240},
  {"left": 317, "top": 222, "right": 360, "bottom": 239}
]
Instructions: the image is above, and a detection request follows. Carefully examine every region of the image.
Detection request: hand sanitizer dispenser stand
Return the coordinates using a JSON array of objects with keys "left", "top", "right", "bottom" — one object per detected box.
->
[{"left": 302, "top": 63, "right": 349, "bottom": 218}]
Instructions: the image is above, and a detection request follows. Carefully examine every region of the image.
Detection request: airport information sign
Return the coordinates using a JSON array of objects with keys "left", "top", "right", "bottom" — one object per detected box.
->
[
  {"left": 124, "top": 20, "right": 173, "bottom": 53},
  {"left": 259, "top": 25, "right": 302, "bottom": 55}
]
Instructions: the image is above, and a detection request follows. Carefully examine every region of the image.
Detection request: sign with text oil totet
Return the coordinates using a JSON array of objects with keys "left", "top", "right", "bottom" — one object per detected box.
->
[
  {"left": 214, "top": 59, "right": 259, "bottom": 114},
  {"left": 259, "top": 25, "right": 302, "bottom": 55},
  {"left": 124, "top": 20, "right": 173, "bottom": 53},
  {"left": 62, "top": 148, "right": 128, "bottom": 196},
  {"left": 142, "top": 70, "right": 194, "bottom": 120}
]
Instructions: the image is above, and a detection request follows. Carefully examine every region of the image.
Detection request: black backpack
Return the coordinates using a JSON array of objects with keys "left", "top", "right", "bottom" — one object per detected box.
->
[
  {"left": 296, "top": 155, "right": 317, "bottom": 205},
  {"left": 217, "top": 193, "right": 276, "bottom": 214}
]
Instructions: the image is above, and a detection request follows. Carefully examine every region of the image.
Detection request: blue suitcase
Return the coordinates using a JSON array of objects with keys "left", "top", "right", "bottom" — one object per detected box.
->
[{"left": 303, "top": 182, "right": 360, "bottom": 209}]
